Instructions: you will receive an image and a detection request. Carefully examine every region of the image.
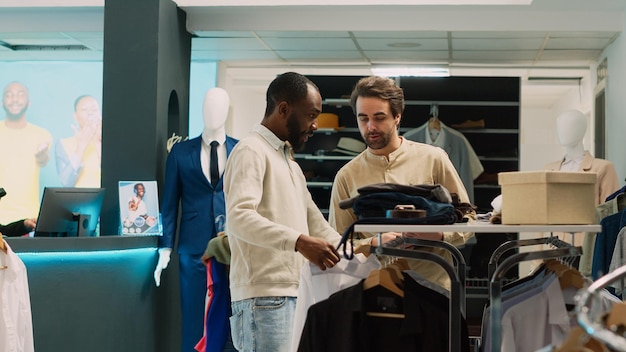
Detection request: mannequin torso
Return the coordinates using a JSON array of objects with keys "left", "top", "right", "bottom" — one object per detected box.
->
[{"left": 156, "top": 87, "right": 238, "bottom": 352}]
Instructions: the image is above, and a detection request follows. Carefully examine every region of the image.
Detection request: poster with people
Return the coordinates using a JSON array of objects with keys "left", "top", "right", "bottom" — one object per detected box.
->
[
  {"left": 0, "top": 61, "right": 216, "bottom": 226},
  {"left": 118, "top": 180, "right": 161, "bottom": 235}
]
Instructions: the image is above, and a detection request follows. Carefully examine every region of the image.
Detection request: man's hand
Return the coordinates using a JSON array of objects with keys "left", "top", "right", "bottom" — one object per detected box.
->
[
  {"left": 403, "top": 232, "right": 444, "bottom": 241},
  {"left": 35, "top": 141, "right": 51, "bottom": 167},
  {"left": 23, "top": 218, "right": 37, "bottom": 231},
  {"left": 295, "top": 235, "right": 340, "bottom": 271}
]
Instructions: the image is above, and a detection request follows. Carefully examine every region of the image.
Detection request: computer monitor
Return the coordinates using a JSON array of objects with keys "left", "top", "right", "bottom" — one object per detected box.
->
[{"left": 34, "top": 187, "right": 106, "bottom": 237}]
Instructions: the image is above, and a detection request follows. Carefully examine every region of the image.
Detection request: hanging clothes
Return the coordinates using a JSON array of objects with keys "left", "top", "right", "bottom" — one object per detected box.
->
[
  {"left": 297, "top": 271, "right": 470, "bottom": 352},
  {"left": 591, "top": 209, "right": 626, "bottom": 282},
  {"left": 0, "top": 239, "right": 34, "bottom": 352},
  {"left": 290, "top": 253, "right": 380, "bottom": 352},
  {"left": 403, "top": 121, "right": 483, "bottom": 203},
  {"left": 579, "top": 193, "right": 626, "bottom": 277}
]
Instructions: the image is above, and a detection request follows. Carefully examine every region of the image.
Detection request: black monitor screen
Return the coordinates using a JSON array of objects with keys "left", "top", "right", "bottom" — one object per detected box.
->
[{"left": 34, "top": 187, "right": 106, "bottom": 237}]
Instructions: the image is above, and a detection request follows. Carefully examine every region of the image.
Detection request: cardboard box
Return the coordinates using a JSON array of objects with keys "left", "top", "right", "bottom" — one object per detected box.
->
[{"left": 498, "top": 171, "right": 596, "bottom": 225}]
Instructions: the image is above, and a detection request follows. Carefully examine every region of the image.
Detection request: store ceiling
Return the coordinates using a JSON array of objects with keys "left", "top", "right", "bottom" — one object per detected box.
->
[{"left": 0, "top": 0, "right": 625, "bottom": 107}]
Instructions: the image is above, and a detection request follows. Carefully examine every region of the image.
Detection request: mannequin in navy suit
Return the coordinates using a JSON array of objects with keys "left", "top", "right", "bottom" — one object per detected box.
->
[{"left": 154, "top": 87, "right": 238, "bottom": 352}]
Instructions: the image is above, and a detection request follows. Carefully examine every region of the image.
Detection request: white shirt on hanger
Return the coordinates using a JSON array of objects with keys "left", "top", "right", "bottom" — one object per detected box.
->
[
  {"left": 0, "top": 240, "right": 34, "bottom": 352},
  {"left": 290, "top": 253, "right": 380, "bottom": 352}
]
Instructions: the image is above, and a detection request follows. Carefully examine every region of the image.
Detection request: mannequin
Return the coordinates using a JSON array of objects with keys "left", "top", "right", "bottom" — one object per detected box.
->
[
  {"left": 545, "top": 109, "right": 619, "bottom": 275},
  {"left": 555, "top": 109, "right": 586, "bottom": 165},
  {"left": 155, "top": 87, "right": 238, "bottom": 352},
  {"left": 545, "top": 109, "right": 618, "bottom": 205}
]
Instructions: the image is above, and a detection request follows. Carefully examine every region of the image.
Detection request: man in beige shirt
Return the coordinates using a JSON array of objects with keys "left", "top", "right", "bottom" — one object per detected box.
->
[{"left": 329, "top": 76, "right": 475, "bottom": 290}]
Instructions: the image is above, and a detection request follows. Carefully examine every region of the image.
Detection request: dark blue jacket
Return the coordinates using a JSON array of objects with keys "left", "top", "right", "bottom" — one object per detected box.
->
[{"left": 158, "top": 135, "right": 238, "bottom": 254}]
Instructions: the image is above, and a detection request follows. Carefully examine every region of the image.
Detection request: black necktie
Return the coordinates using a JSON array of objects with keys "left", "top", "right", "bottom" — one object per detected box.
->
[{"left": 210, "top": 141, "right": 219, "bottom": 188}]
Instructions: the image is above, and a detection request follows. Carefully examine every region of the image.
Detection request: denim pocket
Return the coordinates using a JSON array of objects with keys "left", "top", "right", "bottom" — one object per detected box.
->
[
  {"left": 229, "top": 308, "right": 244, "bottom": 351},
  {"left": 253, "top": 296, "right": 287, "bottom": 310}
]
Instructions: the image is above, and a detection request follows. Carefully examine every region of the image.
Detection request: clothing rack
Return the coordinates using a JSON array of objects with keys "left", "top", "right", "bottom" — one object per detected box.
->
[
  {"left": 488, "top": 244, "right": 582, "bottom": 352},
  {"left": 370, "top": 234, "right": 464, "bottom": 352},
  {"left": 401, "top": 236, "right": 467, "bottom": 314},
  {"left": 354, "top": 223, "right": 598, "bottom": 352},
  {"left": 487, "top": 235, "right": 574, "bottom": 278},
  {"left": 577, "top": 264, "right": 626, "bottom": 351}
]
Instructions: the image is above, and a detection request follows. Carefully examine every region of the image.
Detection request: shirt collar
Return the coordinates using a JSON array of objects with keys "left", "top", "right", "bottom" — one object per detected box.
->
[
  {"left": 201, "top": 131, "right": 226, "bottom": 146},
  {"left": 425, "top": 123, "right": 447, "bottom": 148},
  {"left": 563, "top": 152, "right": 585, "bottom": 164},
  {"left": 254, "top": 124, "right": 287, "bottom": 151}
]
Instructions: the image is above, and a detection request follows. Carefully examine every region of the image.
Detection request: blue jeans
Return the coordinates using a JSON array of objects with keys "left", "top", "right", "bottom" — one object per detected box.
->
[{"left": 230, "top": 297, "right": 296, "bottom": 352}]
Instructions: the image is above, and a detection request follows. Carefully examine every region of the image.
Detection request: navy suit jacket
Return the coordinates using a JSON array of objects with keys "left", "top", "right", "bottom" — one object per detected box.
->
[{"left": 159, "top": 135, "right": 238, "bottom": 254}]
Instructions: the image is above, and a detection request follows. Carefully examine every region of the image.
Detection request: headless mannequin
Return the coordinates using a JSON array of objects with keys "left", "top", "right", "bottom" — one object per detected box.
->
[
  {"left": 545, "top": 109, "right": 619, "bottom": 275},
  {"left": 154, "top": 87, "right": 229, "bottom": 283},
  {"left": 154, "top": 87, "right": 233, "bottom": 352},
  {"left": 556, "top": 109, "right": 587, "bottom": 168},
  {"left": 546, "top": 109, "right": 618, "bottom": 204}
]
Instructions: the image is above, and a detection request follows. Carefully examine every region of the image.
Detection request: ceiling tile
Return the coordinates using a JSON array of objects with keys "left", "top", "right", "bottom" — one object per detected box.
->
[
  {"left": 191, "top": 30, "right": 255, "bottom": 38},
  {"left": 452, "top": 38, "right": 544, "bottom": 50},
  {"left": 256, "top": 31, "right": 350, "bottom": 38},
  {"left": 453, "top": 50, "right": 538, "bottom": 60},
  {"left": 364, "top": 50, "right": 449, "bottom": 60},
  {"left": 276, "top": 50, "right": 363, "bottom": 60},
  {"left": 191, "top": 50, "right": 280, "bottom": 61},
  {"left": 453, "top": 31, "right": 547, "bottom": 39},
  {"left": 263, "top": 37, "right": 357, "bottom": 51},
  {"left": 538, "top": 49, "right": 601, "bottom": 60},
  {"left": 192, "top": 37, "right": 267, "bottom": 50},
  {"left": 545, "top": 37, "right": 612, "bottom": 50},
  {"left": 352, "top": 31, "right": 447, "bottom": 39}
]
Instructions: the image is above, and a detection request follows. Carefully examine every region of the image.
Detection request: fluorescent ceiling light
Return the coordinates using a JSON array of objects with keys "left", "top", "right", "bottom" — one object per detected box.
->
[{"left": 371, "top": 66, "right": 450, "bottom": 77}]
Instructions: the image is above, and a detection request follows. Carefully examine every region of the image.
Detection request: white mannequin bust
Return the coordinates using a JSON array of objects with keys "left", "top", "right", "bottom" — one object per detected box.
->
[
  {"left": 201, "top": 87, "right": 229, "bottom": 142},
  {"left": 556, "top": 109, "right": 587, "bottom": 160}
]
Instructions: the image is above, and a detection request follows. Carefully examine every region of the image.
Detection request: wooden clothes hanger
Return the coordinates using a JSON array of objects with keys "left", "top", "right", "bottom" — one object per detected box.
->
[
  {"left": 363, "top": 267, "right": 404, "bottom": 297},
  {"left": 428, "top": 104, "right": 441, "bottom": 131},
  {"left": 362, "top": 267, "right": 405, "bottom": 319},
  {"left": 544, "top": 259, "right": 585, "bottom": 290},
  {"left": 604, "top": 302, "right": 626, "bottom": 333}
]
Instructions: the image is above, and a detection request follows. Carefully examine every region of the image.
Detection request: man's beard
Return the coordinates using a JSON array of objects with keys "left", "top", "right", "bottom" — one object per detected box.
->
[
  {"left": 287, "top": 113, "right": 307, "bottom": 152},
  {"left": 363, "top": 130, "right": 393, "bottom": 150},
  {"left": 3, "top": 105, "right": 27, "bottom": 121}
]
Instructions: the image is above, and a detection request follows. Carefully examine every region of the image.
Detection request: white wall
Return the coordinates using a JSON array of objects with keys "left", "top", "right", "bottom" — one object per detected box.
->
[
  {"left": 220, "top": 66, "right": 374, "bottom": 139},
  {"left": 603, "top": 22, "right": 626, "bottom": 185}
]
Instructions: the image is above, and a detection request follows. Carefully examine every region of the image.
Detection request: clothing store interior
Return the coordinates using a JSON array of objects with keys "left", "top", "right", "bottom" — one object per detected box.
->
[{"left": 2, "top": 1, "right": 626, "bottom": 352}]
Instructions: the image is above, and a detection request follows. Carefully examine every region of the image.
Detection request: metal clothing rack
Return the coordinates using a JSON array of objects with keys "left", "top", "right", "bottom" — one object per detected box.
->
[
  {"left": 370, "top": 234, "right": 465, "bottom": 352},
  {"left": 488, "top": 243, "right": 582, "bottom": 352},
  {"left": 577, "top": 264, "right": 626, "bottom": 351},
  {"left": 487, "top": 235, "right": 576, "bottom": 279},
  {"left": 355, "top": 223, "right": 598, "bottom": 352}
]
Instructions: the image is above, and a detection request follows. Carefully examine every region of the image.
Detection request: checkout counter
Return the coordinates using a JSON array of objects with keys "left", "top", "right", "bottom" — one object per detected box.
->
[{"left": 5, "top": 235, "right": 177, "bottom": 352}]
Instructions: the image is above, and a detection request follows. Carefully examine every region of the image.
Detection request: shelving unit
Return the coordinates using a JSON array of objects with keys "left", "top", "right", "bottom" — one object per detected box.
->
[{"left": 302, "top": 75, "right": 521, "bottom": 279}]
